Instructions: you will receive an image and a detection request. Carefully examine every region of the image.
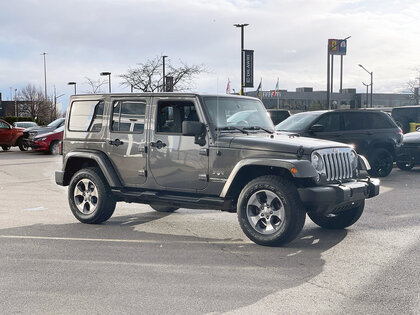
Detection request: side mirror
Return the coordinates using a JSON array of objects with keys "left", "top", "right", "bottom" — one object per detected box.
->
[
  {"left": 309, "top": 124, "right": 325, "bottom": 133},
  {"left": 182, "top": 121, "right": 204, "bottom": 136}
]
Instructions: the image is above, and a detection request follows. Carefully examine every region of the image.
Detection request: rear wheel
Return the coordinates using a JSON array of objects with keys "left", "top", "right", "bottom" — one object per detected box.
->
[
  {"left": 68, "top": 167, "right": 116, "bottom": 224},
  {"left": 2, "top": 146, "right": 11, "bottom": 151},
  {"left": 237, "top": 175, "right": 306, "bottom": 246},
  {"left": 367, "top": 148, "right": 394, "bottom": 177},
  {"left": 150, "top": 204, "right": 178, "bottom": 212},
  {"left": 308, "top": 201, "right": 364, "bottom": 229},
  {"left": 396, "top": 162, "right": 414, "bottom": 171}
]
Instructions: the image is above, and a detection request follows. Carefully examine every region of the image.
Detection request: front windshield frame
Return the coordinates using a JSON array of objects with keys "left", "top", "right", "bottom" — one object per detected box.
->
[
  {"left": 275, "top": 112, "right": 322, "bottom": 132},
  {"left": 200, "top": 96, "right": 274, "bottom": 133}
]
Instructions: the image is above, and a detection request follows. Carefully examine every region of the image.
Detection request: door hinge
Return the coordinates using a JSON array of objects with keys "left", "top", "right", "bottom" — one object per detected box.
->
[
  {"left": 198, "top": 174, "right": 209, "bottom": 182},
  {"left": 199, "top": 148, "right": 209, "bottom": 156},
  {"left": 138, "top": 169, "right": 147, "bottom": 177}
]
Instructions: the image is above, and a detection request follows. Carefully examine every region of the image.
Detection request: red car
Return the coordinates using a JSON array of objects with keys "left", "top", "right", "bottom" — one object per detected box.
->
[
  {"left": 29, "top": 125, "right": 64, "bottom": 154},
  {"left": 0, "top": 119, "right": 28, "bottom": 151}
]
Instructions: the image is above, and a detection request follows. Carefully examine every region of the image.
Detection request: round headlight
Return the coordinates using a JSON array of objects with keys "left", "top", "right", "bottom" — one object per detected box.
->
[
  {"left": 311, "top": 153, "right": 324, "bottom": 171},
  {"left": 350, "top": 150, "right": 358, "bottom": 169}
]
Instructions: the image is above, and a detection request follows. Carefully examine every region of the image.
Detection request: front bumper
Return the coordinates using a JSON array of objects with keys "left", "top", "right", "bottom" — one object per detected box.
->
[
  {"left": 298, "top": 178, "right": 380, "bottom": 215},
  {"left": 28, "top": 139, "right": 49, "bottom": 151}
]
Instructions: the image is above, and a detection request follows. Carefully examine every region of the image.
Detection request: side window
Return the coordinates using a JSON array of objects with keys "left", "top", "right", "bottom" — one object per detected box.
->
[
  {"left": 0, "top": 121, "right": 9, "bottom": 129},
  {"left": 315, "top": 113, "right": 340, "bottom": 132},
  {"left": 343, "top": 112, "right": 365, "bottom": 131},
  {"left": 111, "top": 100, "right": 146, "bottom": 133},
  {"left": 69, "top": 100, "right": 104, "bottom": 132},
  {"left": 156, "top": 101, "right": 198, "bottom": 134}
]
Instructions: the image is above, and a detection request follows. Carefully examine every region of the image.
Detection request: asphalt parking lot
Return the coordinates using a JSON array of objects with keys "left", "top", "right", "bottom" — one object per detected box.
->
[{"left": 0, "top": 148, "right": 419, "bottom": 314}]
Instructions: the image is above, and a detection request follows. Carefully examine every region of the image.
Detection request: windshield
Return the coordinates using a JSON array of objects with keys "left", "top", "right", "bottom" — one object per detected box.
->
[
  {"left": 47, "top": 118, "right": 64, "bottom": 128},
  {"left": 275, "top": 112, "right": 321, "bottom": 132},
  {"left": 202, "top": 97, "right": 274, "bottom": 131}
]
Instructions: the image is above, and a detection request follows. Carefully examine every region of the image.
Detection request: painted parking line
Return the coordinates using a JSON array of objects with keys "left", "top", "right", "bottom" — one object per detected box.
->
[{"left": 0, "top": 234, "right": 247, "bottom": 245}]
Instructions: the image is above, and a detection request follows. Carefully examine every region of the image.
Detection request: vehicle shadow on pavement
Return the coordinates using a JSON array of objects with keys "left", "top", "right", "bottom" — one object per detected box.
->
[{"left": 0, "top": 213, "right": 348, "bottom": 313}]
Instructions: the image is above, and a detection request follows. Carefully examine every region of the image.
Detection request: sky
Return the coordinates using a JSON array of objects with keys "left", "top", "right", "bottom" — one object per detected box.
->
[{"left": 1, "top": 0, "right": 419, "bottom": 112}]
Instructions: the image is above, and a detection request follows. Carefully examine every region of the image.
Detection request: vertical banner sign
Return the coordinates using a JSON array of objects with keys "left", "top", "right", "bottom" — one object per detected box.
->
[
  {"left": 328, "top": 39, "right": 347, "bottom": 55},
  {"left": 242, "top": 50, "right": 254, "bottom": 88},
  {"left": 165, "top": 76, "right": 174, "bottom": 92}
]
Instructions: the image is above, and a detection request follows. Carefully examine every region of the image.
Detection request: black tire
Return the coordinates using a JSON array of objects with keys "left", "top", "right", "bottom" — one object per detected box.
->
[
  {"left": 367, "top": 148, "right": 394, "bottom": 177},
  {"left": 237, "top": 175, "right": 306, "bottom": 246},
  {"left": 68, "top": 167, "right": 116, "bottom": 224},
  {"left": 308, "top": 200, "right": 365, "bottom": 229},
  {"left": 150, "top": 204, "right": 179, "bottom": 212},
  {"left": 49, "top": 140, "right": 59, "bottom": 155},
  {"left": 2, "top": 145, "right": 11, "bottom": 151},
  {"left": 18, "top": 138, "right": 29, "bottom": 151},
  {"left": 396, "top": 162, "right": 414, "bottom": 171}
]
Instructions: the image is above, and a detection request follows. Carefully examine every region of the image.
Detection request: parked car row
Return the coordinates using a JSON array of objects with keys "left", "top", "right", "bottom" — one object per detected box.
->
[
  {"left": 275, "top": 109, "right": 419, "bottom": 177},
  {"left": 0, "top": 118, "right": 64, "bottom": 154}
]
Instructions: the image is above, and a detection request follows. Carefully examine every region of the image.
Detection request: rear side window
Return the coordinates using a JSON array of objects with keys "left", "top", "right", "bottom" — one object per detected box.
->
[
  {"left": 366, "top": 112, "right": 395, "bottom": 129},
  {"left": 69, "top": 100, "right": 104, "bottom": 132},
  {"left": 343, "top": 112, "right": 365, "bottom": 131},
  {"left": 111, "top": 100, "right": 146, "bottom": 133}
]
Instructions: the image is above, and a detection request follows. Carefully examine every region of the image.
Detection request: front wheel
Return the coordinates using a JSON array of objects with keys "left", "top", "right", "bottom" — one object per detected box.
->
[
  {"left": 367, "top": 148, "right": 394, "bottom": 177},
  {"left": 308, "top": 200, "right": 364, "bottom": 229},
  {"left": 18, "top": 138, "right": 29, "bottom": 151},
  {"left": 396, "top": 162, "right": 414, "bottom": 171},
  {"left": 49, "top": 140, "right": 59, "bottom": 155},
  {"left": 68, "top": 167, "right": 116, "bottom": 224},
  {"left": 237, "top": 175, "right": 306, "bottom": 246}
]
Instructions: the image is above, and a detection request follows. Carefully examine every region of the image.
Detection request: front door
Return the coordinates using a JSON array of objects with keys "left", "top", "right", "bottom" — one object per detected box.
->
[
  {"left": 148, "top": 97, "right": 209, "bottom": 192},
  {"left": 106, "top": 97, "right": 149, "bottom": 187},
  {"left": 0, "top": 121, "right": 13, "bottom": 145}
]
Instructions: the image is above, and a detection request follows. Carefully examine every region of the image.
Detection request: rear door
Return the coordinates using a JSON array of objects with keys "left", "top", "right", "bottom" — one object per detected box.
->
[
  {"left": 106, "top": 97, "right": 149, "bottom": 187},
  {"left": 148, "top": 96, "right": 209, "bottom": 192},
  {"left": 339, "top": 112, "right": 369, "bottom": 154}
]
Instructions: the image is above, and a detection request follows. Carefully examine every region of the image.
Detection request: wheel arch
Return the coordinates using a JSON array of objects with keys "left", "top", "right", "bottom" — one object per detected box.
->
[
  {"left": 220, "top": 159, "right": 317, "bottom": 199},
  {"left": 62, "top": 150, "right": 122, "bottom": 188}
]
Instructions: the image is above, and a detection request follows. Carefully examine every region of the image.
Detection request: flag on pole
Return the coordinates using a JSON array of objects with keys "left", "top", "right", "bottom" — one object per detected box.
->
[
  {"left": 255, "top": 78, "right": 262, "bottom": 97},
  {"left": 272, "top": 78, "right": 279, "bottom": 96},
  {"left": 226, "top": 78, "right": 230, "bottom": 94}
]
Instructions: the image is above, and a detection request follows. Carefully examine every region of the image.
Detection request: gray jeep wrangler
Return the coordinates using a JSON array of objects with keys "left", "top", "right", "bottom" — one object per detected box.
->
[{"left": 56, "top": 93, "right": 380, "bottom": 246}]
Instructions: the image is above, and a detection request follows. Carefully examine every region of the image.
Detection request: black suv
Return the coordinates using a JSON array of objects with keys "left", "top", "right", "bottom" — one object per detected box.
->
[
  {"left": 276, "top": 109, "right": 403, "bottom": 177},
  {"left": 55, "top": 94, "right": 379, "bottom": 246}
]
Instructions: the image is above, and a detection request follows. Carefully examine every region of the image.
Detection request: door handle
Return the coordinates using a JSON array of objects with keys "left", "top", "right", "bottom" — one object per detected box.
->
[
  {"left": 108, "top": 139, "right": 124, "bottom": 146},
  {"left": 150, "top": 140, "right": 167, "bottom": 149}
]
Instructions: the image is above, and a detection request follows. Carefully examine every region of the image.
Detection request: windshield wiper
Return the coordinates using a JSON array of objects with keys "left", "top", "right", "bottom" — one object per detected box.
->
[
  {"left": 217, "top": 126, "right": 249, "bottom": 134},
  {"left": 243, "top": 126, "right": 274, "bottom": 134}
]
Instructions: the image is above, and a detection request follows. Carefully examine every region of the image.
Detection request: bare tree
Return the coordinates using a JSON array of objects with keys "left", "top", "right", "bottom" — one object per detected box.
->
[
  {"left": 18, "top": 84, "right": 51, "bottom": 122},
  {"left": 406, "top": 68, "right": 420, "bottom": 93},
  {"left": 84, "top": 77, "right": 108, "bottom": 94},
  {"left": 119, "top": 55, "right": 205, "bottom": 92}
]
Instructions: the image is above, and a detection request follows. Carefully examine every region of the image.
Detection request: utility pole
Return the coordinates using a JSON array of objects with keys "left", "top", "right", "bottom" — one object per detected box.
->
[
  {"left": 234, "top": 23, "right": 249, "bottom": 95},
  {"left": 162, "top": 55, "right": 167, "bottom": 92}
]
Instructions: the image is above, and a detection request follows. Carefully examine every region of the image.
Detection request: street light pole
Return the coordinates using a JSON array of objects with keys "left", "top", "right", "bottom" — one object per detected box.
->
[
  {"left": 41, "top": 52, "right": 48, "bottom": 100},
  {"left": 100, "top": 72, "right": 111, "bottom": 93},
  {"left": 359, "top": 64, "right": 373, "bottom": 107},
  {"left": 14, "top": 88, "right": 17, "bottom": 117},
  {"left": 67, "top": 82, "right": 77, "bottom": 95},
  {"left": 234, "top": 23, "right": 249, "bottom": 95},
  {"left": 362, "top": 82, "right": 370, "bottom": 108},
  {"left": 162, "top": 55, "right": 168, "bottom": 92}
]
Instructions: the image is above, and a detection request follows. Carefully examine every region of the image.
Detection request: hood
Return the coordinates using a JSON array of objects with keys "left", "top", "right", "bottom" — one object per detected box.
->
[
  {"left": 221, "top": 132, "right": 351, "bottom": 155},
  {"left": 403, "top": 131, "right": 420, "bottom": 144},
  {"left": 34, "top": 126, "right": 64, "bottom": 139}
]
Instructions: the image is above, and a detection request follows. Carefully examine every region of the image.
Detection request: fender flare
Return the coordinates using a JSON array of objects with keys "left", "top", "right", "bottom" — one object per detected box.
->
[
  {"left": 219, "top": 158, "right": 317, "bottom": 198},
  {"left": 63, "top": 150, "right": 122, "bottom": 187}
]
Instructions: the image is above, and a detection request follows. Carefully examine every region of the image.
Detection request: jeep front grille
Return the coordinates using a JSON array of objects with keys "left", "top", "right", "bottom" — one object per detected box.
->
[{"left": 314, "top": 148, "right": 354, "bottom": 182}]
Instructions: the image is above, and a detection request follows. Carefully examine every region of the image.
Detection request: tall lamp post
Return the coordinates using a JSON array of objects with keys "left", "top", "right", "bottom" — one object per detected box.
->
[
  {"left": 362, "top": 82, "right": 370, "bottom": 108},
  {"left": 100, "top": 72, "right": 112, "bottom": 93},
  {"left": 162, "top": 55, "right": 168, "bottom": 92},
  {"left": 41, "top": 52, "right": 48, "bottom": 100},
  {"left": 234, "top": 23, "right": 249, "bottom": 95},
  {"left": 67, "top": 82, "right": 77, "bottom": 95},
  {"left": 359, "top": 64, "right": 373, "bottom": 107}
]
